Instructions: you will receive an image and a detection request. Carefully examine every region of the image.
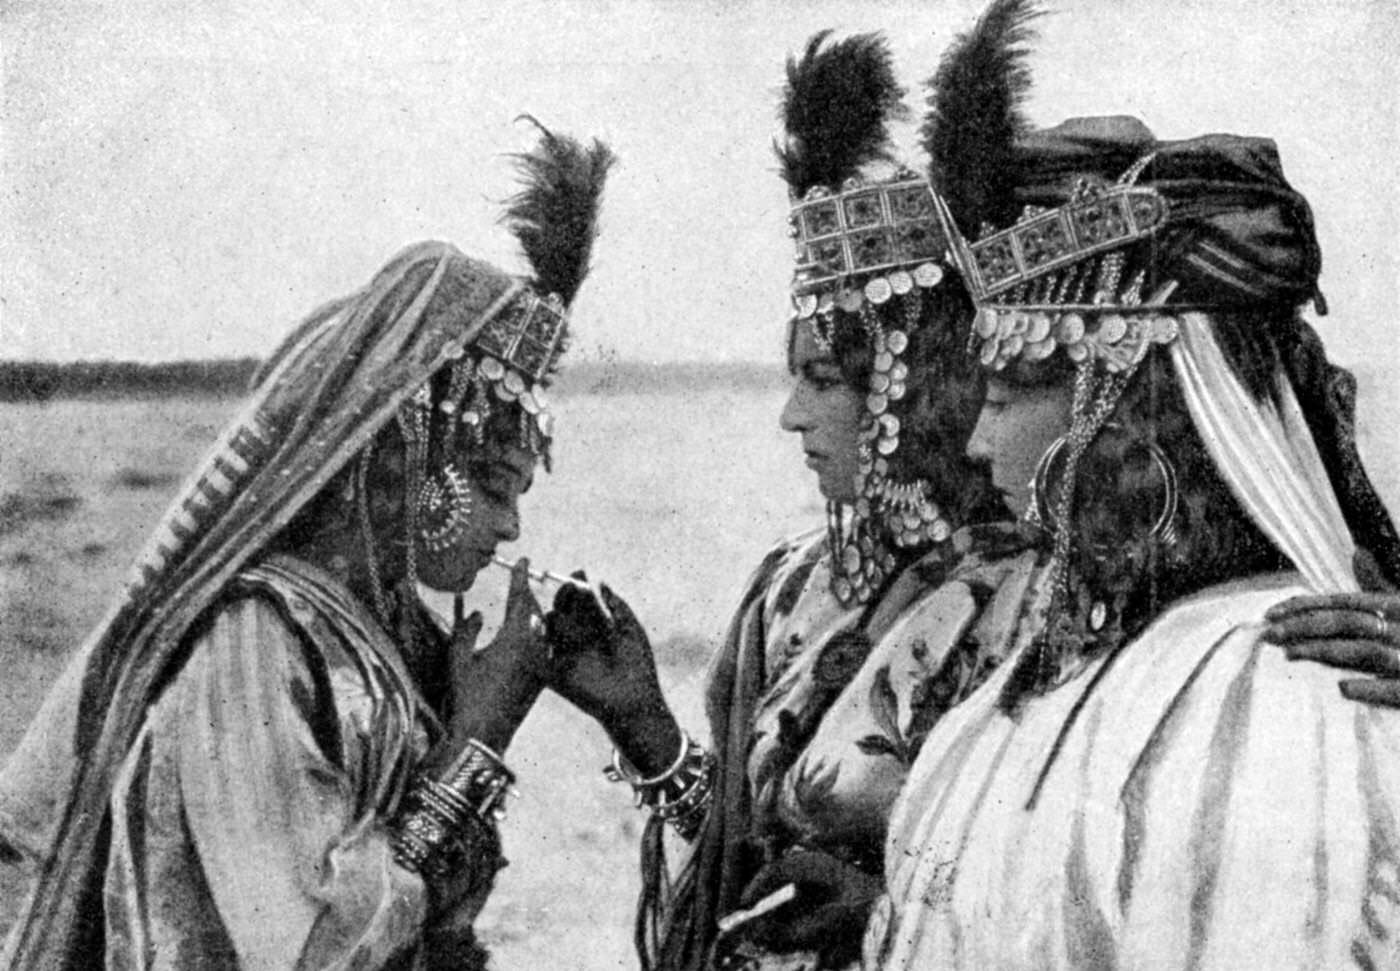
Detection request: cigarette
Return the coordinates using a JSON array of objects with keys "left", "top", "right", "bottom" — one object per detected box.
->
[
  {"left": 716, "top": 884, "right": 798, "bottom": 935},
  {"left": 491, "top": 555, "right": 591, "bottom": 590}
]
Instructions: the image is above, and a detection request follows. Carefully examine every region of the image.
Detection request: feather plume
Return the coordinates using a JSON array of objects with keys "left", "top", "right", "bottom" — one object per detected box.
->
[
  {"left": 777, "top": 31, "right": 908, "bottom": 198},
  {"left": 503, "top": 116, "right": 616, "bottom": 306},
  {"left": 922, "top": 0, "right": 1042, "bottom": 234}
]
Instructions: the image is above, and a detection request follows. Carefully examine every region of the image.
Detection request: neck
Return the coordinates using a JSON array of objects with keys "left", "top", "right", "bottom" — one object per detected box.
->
[{"left": 281, "top": 520, "right": 409, "bottom": 623}]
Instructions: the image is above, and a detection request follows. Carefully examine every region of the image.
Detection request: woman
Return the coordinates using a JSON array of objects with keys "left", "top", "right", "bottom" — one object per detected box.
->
[
  {"left": 545, "top": 32, "right": 1029, "bottom": 971},
  {"left": 0, "top": 124, "right": 613, "bottom": 969},
  {"left": 866, "top": 6, "right": 1400, "bottom": 966}
]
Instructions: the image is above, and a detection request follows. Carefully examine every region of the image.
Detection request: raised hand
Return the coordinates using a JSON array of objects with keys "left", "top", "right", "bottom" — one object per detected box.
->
[
  {"left": 717, "top": 848, "right": 882, "bottom": 963},
  {"left": 442, "top": 558, "right": 551, "bottom": 753},
  {"left": 545, "top": 579, "right": 682, "bottom": 777}
]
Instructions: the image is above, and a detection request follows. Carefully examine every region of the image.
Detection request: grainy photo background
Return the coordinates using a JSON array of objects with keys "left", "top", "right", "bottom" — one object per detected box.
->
[{"left": 2, "top": 1, "right": 1397, "bottom": 967}]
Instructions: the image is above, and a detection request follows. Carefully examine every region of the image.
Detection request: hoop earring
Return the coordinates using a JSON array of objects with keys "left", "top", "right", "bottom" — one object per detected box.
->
[
  {"left": 1029, "top": 432, "right": 1178, "bottom": 544},
  {"left": 417, "top": 463, "right": 473, "bottom": 553},
  {"left": 1029, "top": 436, "right": 1069, "bottom": 534}
]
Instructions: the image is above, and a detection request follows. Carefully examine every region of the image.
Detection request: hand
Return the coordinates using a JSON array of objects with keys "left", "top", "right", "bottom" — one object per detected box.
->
[
  {"left": 717, "top": 849, "right": 882, "bottom": 962},
  {"left": 442, "top": 558, "right": 550, "bottom": 753},
  {"left": 1264, "top": 581, "right": 1400, "bottom": 708},
  {"left": 545, "top": 579, "right": 681, "bottom": 776}
]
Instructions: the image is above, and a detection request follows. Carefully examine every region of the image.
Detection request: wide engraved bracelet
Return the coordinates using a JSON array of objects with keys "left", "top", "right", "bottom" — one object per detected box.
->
[
  {"left": 604, "top": 731, "right": 716, "bottom": 841},
  {"left": 391, "top": 738, "right": 516, "bottom": 884}
]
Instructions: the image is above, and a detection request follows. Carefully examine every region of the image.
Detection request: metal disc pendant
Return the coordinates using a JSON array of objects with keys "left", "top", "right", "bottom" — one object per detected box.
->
[
  {"left": 1056, "top": 313, "right": 1086, "bottom": 345},
  {"left": 864, "top": 277, "right": 893, "bottom": 304},
  {"left": 886, "top": 330, "right": 909, "bottom": 354},
  {"left": 974, "top": 308, "right": 999, "bottom": 339},
  {"left": 1098, "top": 314, "right": 1127, "bottom": 345},
  {"left": 842, "top": 545, "right": 861, "bottom": 573},
  {"left": 913, "top": 262, "right": 944, "bottom": 287},
  {"left": 795, "top": 294, "right": 819, "bottom": 319},
  {"left": 889, "top": 270, "right": 913, "bottom": 295}
]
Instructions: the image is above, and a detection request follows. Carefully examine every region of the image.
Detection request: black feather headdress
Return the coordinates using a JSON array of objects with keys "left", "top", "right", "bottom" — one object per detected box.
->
[
  {"left": 777, "top": 31, "right": 908, "bottom": 198},
  {"left": 503, "top": 116, "right": 616, "bottom": 307},
  {"left": 922, "top": 0, "right": 1041, "bottom": 235}
]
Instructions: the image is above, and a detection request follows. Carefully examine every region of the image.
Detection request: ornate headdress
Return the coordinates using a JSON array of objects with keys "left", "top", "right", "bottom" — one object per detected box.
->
[
  {"left": 923, "top": 0, "right": 1400, "bottom": 701},
  {"left": 382, "top": 122, "right": 614, "bottom": 624},
  {"left": 779, "top": 27, "right": 1018, "bottom": 606},
  {"left": 420, "top": 118, "right": 614, "bottom": 453}
]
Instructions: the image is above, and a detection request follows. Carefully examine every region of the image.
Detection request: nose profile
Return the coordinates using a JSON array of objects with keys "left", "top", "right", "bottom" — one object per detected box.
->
[
  {"left": 966, "top": 409, "right": 994, "bottom": 464},
  {"left": 779, "top": 384, "right": 809, "bottom": 433}
]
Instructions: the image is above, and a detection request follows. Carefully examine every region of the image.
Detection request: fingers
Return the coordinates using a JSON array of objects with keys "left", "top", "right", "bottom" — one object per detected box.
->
[
  {"left": 600, "top": 584, "right": 642, "bottom": 633},
  {"left": 1265, "top": 591, "right": 1400, "bottom": 622},
  {"left": 739, "top": 851, "right": 844, "bottom": 907},
  {"left": 1340, "top": 678, "right": 1400, "bottom": 709},
  {"left": 1264, "top": 611, "right": 1400, "bottom": 648},
  {"left": 450, "top": 611, "right": 484, "bottom": 675},
  {"left": 1280, "top": 639, "right": 1400, "bottom": 678},
  {"left": 457, "top": 609, "right": 484, "bottom": 644},
  {"left": 508, "top": 557, "right": 532, "bottom": 599},
  {"left": 503, "top": 557, "right": 542, "bottom": 623}
]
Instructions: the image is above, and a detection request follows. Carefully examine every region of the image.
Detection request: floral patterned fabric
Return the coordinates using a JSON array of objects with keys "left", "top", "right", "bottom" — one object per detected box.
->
[{"left": 640, "top": 523, "right": 1034, "bottom": 970}]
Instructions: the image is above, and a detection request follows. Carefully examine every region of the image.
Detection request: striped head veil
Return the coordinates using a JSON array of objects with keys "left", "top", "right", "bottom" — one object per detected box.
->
[{"left": 1, "top": 126, "right": 613, "bottom": 966}]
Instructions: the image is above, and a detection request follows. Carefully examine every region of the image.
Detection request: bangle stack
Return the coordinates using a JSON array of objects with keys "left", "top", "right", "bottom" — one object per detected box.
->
[
  {"left": 605, "top": 730, "right": 716, "bottom": 841},
  {"left": 391, "top": 738, "right": 516, "bottom": 884}
]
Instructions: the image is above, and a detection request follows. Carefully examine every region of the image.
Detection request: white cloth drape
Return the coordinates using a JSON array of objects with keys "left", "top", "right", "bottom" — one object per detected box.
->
[{"left": 1170, "top": 313, "right": 1358, "bottom": 593}]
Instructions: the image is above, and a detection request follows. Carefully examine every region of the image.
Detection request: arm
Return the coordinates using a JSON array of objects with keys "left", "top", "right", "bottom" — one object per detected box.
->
[{"left": 171, "top": 595, "right": 433, "bottom": 970}]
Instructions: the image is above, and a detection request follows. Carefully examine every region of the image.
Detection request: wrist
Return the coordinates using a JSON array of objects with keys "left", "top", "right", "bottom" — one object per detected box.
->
[
  {"left": 448, "top": 680, "right": 545, "bottom": 755},
  {"left": 609, "top": 706, "right": 683, "bottom": 779}
]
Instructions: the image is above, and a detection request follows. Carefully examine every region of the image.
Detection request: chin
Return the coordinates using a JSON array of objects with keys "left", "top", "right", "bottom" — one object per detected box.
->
[{"left": 418, "top": 565, "right": 482, "bottom": 594}]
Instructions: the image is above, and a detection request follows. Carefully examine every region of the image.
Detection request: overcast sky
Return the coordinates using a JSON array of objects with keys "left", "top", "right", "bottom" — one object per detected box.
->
[{"left": 1, "top": 0, "right": 1396, "bottom": 366}]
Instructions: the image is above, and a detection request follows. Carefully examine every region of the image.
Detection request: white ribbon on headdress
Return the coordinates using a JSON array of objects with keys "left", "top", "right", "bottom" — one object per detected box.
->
[{"left": 1170, "top": 313, "right": 1357, "bottom": 593}]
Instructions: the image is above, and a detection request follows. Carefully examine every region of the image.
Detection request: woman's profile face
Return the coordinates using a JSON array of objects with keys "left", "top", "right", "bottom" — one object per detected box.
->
[
  {"left": 965, "top": 377, "right": 1073, "bottom": 518},
  {"left": 779, "top": 320, "right": 865, "bottom": 503},
  {"left": 415, "top": 437, "right": 535, "bottom": 592}
]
